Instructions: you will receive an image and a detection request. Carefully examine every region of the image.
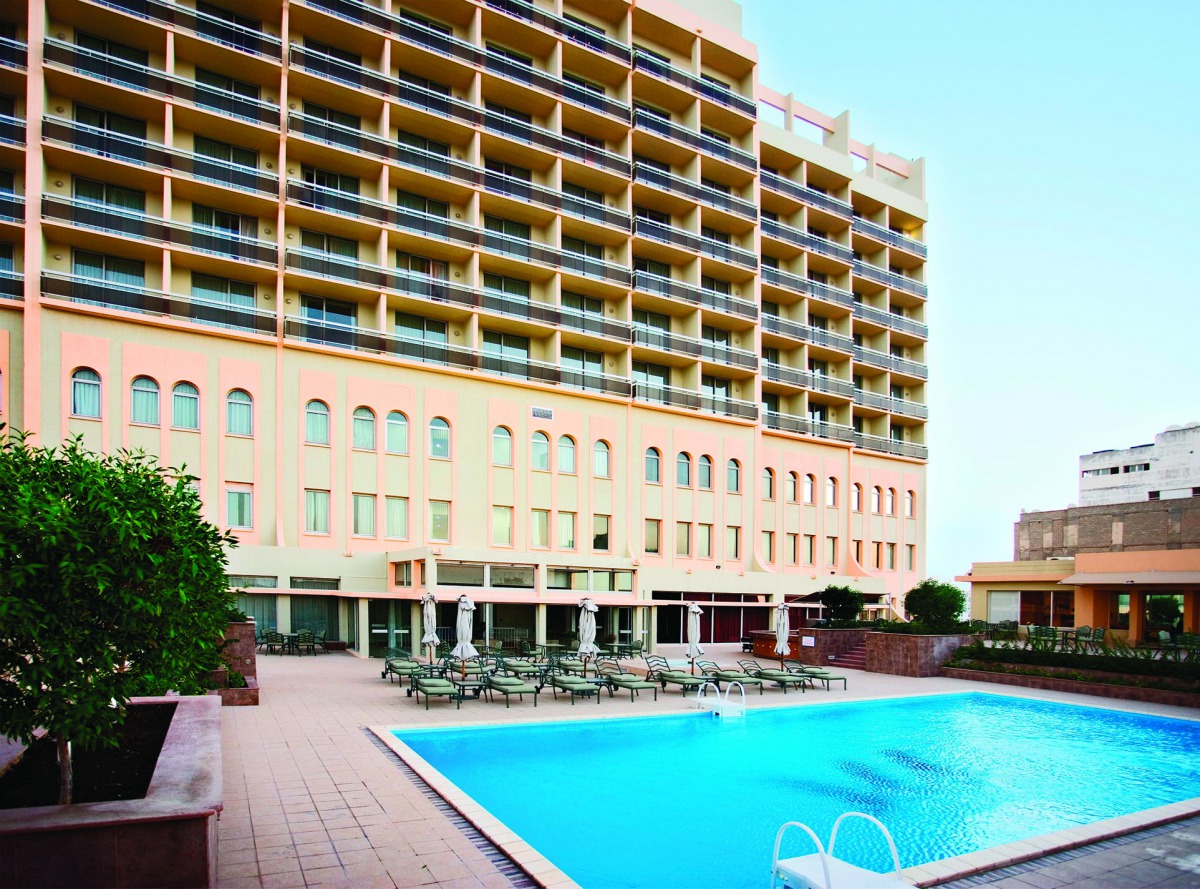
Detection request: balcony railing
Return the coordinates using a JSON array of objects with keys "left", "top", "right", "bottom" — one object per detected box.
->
[
  {"left": 759, "top": 171, "right": 853, "bottom": 219},
  {"left": 485, "top": 107, "right": 631, "bottom": 175},
  {"left": 853, "top": 260, "right": 928, "bottom": 298},
  {"left": 0, "top": 114, "right": 24, "bottom": 146},
  {"left": 852, "top": 345, "right": 928, "bottom": 379},
  {"left": 633, "top": 381, "right": 699, "bottom": 411},
  {"left": 483, "top": 169, "right": 563, "bottom": 212},
  {"left": 762, "top": 361, "right": 812, "bottom": 389},
  {"left": 484, "top": 49, "right": 630, "bottom": 122},
  {"left": 485, "top": 0, "right": 632, "bottom": 64},
  {"left": 559, "top": 193, "right": 630, "bottom": 229},
  {"left": 760, "top": 314, "right": 853, "bottom": 352},
  {"left": 302, "top": 0, "right": 484, "bottom": 66},
  {"left": 698, "top": 233, "right": 757, "bottom": 269},
  {"left": 853, "top": 389, "right": 929, "bottom": 420},
  {"left": 632, "top": 271, "right": 756, "bottom": 319},
  {"left": 633, "top": 327, "right": 702, "bottom": 358},
  {"left": 633, "top": 217, "right": 699, "bottom": 252},
  {"left": 288, "top": 181, "right": 482, "bottom": 247},
  {"left": 558, "top": 305, "right": 632, "bottom": 341},
  {"left": 852, "top": 216, "right": 928, "bottom": 259},
  {"left": 0, "top": 36, "right": 27, "bottom": 70},
  {"left": 633, "top": 110, "right": 756, "bottom": 171},
  {"left": 633, "top": 51, "right": 755, "bottom": 117},
  {"left": 41, "top": 272, "right": 278, "bottom": 334},
  {"left": 559, "top": 248, "right": 631, "bottom": 285},
  {"left": 760, "top": 218, "right": 854, "bottom": 263},
  {"left": 763, "top": 411, "right": 856, "bottom": 442},
  {"left": 852, "top": 302, "right": 928, "bottom": 339},
  {"left": 759, "top": 266, "right": 855, "bottom": 308},
  {"left": 97, "top": 0, "right": 283, "bottom": 59},
  {"left": 0, "top": 270, "right": 22, "bottom": 301},
  {"left": 0, "top": 193, "right": 24, "bottom": 223},
  {"left": 633, "top": 164, "right": 756, "bottom": 219},
  {"left": 855, "top": 432, "right": 928, "bottom": 460},
  {"left": 699, "top": 341, "right": 757, "bottom": 370}
]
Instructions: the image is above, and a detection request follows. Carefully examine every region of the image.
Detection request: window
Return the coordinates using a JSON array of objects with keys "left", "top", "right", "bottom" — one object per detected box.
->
[
  {"left": 429, "top": 417, "right": 450, "bottom": 458},
  {"left": 396, "top": 189, "right": 449, "bottom": 218},
  {"left": 193, "top": 136, "right": 258, "bottom": 175},
  {"left": 386, "top": 411, "right": 409, "bottom": 453},
  {"left": 883, "top": 488, "right": 895, "bottom": 515},
  {"left": 531, "top": 431, "right": 550, "bottom": 470},
  {"left": 644, "top": 519, "right": 661, "bottom": 555},
  {"left": 853, "top": 483, "right": 864, "bottom": 512},
  {"left": 305, "top": 400, "right": 330, "bottom": 444},
  {"left": 763, "top": 468, "right": 775, "bottom": 500},
  {"left": 826, "top": 477, "right": 838, "bottom": 507},
  {"left": 305, "top": 489, "right": 330, "bottom": 534},
  {"left": 73, "top": 250, "right": 144, "bottom": 287},
  {"left": 385, "top": 497, "right": 409, "bottom": 539},
  {"left": 130, "top": 376, "right": 160, "bottom": 425},
  {"left": 906, "top": 544, "right": 916, "bottom": 572},
  {"left": 226, "top": 389, "right": 252, "bottom": 435},
  {"left": 825, "top": 536, "right": 838, "bottom": 564},
  {"left": 645, "top": 447, "right": 661, "bottom": 483},
  {"left": 786, "top": 533, "right": 799, "bottom": 565},
  {"left": 872, "top": 486, "right": 882, "bottom": 513},
  {"left": 71, "top": 368, "right": 102, "bottom": 418},
  {"left": 726, "top": 459, "right": 741, "bottom": 492},
  {"left": 558, "top": 436, "right": 576, "bottom": 474},
  {"left": 725, "top": 525, "right": 741, "bottom": 560},
  {"left": 904, "top": 490, "right": 916, "bottom": 518},
  {"left": 352, "top": 407, "right": 376, "bottom": 450},
  {"left": 558, "top": 511, "right": 576, "bottom": 550},
  {"left": 676, "top": 522, "right": 691, "bottom": 556},
  {"left": 873, "top": 542, "right": 883, "bottom": 569},
  {"left": 698, "top": 524, "right": 713, "bottom": 559},
  {"left": 75, "top": 177, "right": 145, "bottom": 212},
  {"left": 491, "top": 426, "right": 513, "bottom": 465},
  {"left": 170, "top": 382, "right": 200, "bottom": 429},
  {"left": 593, "top": 440, "right": 611, "bottom": 477},
  {"left": 787, "top": 472, "right": 799, "bottom": 503},
  {"left": 803, "top": 534, "right": 815, "bottom": 565},
  {"left": 803, "top": 474, "right": 815, "bottom": 504},
  {"left": 593, "top": 514, "right": 611, "bottom": 551},
  {"left": 492, "top": 505, "right": 513, "bottom": 546},
  {"left": 192, "top": 272, "right": 255, "bottom": 309},
  {"left": 699, "top": 455, "right": 713, "bottom": 490},
  {"left": 227, "top": 487, "right": 252, "bottom": 529},
  {"left": 353, "top": 494, "right": 376, "bottom": 536},
  {"left": 531, "top": 509, "right": 550, "bottom": 548},
  {"left": 429, "top": 500, "right": 450, "bottom": 542},
  {"left": 300, "top": 228, "right": 357, "bottom": 260},
  {"left": 886, "top": 542, "right": 897, "bottom": 571},
  {"left": 762, "top": 531, "right": 775, "bottom": 562},
  {"left": 676, "top": 452, "right": 691, "bottom": 486}
]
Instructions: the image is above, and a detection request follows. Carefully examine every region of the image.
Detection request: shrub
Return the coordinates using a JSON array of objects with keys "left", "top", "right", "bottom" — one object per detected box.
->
[
  {"left": 817, "top": 585, "right": 864, "bottom": 623},
  {"left": 903, "top": 579, "right": 967, "bottom": 632}
]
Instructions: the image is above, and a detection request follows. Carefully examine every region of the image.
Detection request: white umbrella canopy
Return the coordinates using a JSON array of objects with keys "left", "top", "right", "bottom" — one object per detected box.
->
[
  {"left": 774, "top": 602, "right": 791, "bottom": 667},
  {"left": 685, "top": 602, "right": 704, "bottom": 673},
  {"left": 577, "top": 597, "right": 600, "bottom": 658},
  {"left": 451, "top": 595, "right": 479, "bottom": 663},
  {"left": 420, "top": 593, "right": 439, "bottom": 662}
]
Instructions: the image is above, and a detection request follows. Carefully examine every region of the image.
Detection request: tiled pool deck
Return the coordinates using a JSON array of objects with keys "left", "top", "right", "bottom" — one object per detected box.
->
[{"left": 217, "top": 646, "right": 1200, "bottom": 889}]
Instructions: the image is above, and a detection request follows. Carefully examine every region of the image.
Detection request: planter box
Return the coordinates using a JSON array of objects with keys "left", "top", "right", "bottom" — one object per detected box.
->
[
  {"left": 221, "top": 619, "right": 257, "bottom": 680},
  {"left": 866, "top": 632, "right": 974, "bottom": 677},
  {"left": 0, "top": 695, "right": 223, "bottom": 888},
  {"left": 207, "top": 676, "right": 260, "bottom": 707},
  {"left": 942, "top": 666, "right": 1200, "bottom": 709},
  {"left": 748, "top": 628, "right": 869, "bottom": 665}
]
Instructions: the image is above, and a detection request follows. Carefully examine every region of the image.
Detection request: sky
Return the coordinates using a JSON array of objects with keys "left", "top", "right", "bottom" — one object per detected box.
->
[{"left": 739, "top": 0, "right": 1200, "bottom": 583}]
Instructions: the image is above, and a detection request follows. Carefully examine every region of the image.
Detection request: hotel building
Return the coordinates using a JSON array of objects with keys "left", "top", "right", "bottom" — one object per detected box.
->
[{"left": 0, "top": 0, "right": 929, "bottom": 655}]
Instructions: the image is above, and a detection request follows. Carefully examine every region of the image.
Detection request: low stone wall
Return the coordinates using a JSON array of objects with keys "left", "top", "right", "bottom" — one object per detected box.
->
[
  {"left": 749, "top": 628, "right": 869, "bottom": 666},
  {"left": 208, "top": 676, "right": 260, "bottom": 707},
  {"left": 221, "top": 620, "right": 257, "bottom": 680},
  {"left": 942, "top": 667, "right": 1200, "bottom": 709},
  {"left": 866, "top": 633, "right": 974, "bottom": 677}
]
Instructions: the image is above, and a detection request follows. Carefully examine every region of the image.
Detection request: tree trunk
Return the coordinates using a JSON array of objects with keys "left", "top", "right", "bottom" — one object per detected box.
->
[{"left": 56, "top": 734, "right": 73, "bottom": 805}]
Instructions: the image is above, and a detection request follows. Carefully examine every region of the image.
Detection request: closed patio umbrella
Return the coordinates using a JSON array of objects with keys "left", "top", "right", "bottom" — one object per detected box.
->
[
  {"left": 451, "top": 595, "right": 479, "bottom": 677},
  {"left": 420, "top": 593, "right": 439, "bottom": 663},
  {"left": 577, "top": 597, "right": 600, "bottom": 669},
  {"left": 685, "top": 602, "right": 704, "bottom": 674},
  {"left": 774, "top": 602, "right": 791, "bottom": 668}
]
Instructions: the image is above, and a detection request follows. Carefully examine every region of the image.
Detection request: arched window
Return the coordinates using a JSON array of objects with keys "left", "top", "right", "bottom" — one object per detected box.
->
[
  {"left": 885, "top": 487, "right": 897, "bottom": 515},
  {"left": 803, "top": 473, "right": 815, "bottom": 505},
  {"left": 645, "top": 447, "right": 661, "bottom": 483},
  {"left": 825, "top": 476, "right": 838, "bottom": 507},
  {"left": 226, "top": 389, "right": 252, "bottom": 435},
  {"left": 558, "top": 435, "right": 576, "bottom": 474},
  {"left": 676, "top": 452, "right": 691, "bottom": 486},
  {"left": 698, "top": 455, "right": 713, "bottom": 490},
  {"left": 429, "top": 417, "right": 450, "bottom": 458},
  {"left": 305, "top": 400, "right": 330, "bottom": 444},
  {"left": 787, "top": 471, "right": 799, "bottom": 503},
  {"left": 852, "top": 483, "right": 863, "bottom": 512},
  {"left": 130, "top": 376, "right": 159, "bottom": 425},
  {"left": 172, "top": 382, "right": 199, "bottom": 429},
  {"left": 726, "top": 458, "right": 741, "bottom": 492},
  {"left": 531, "top": 431, "right": 550, "bottom": 470},
  {"left": 71, "top": 368, "right": 101, "bottom": 418},
  {"left": 491, "top": 426, "right": 512, "bottom": 465},
  {"left": 871, "top": 486, "right": 882, "bottom": 514},
  {"left": 593, "top": 440, "right": 611, "bottom": 478},
  {"left": 904, "top": 490, "right": 916, "bottom": 518},
  {"left": 352, "top": 407, "right": 376, "bottom": 450},
  {"left": 386, "top": 411, "right": 408, "bottom": 453},
  {"left": 763, "top": 467, "right": 775, "bottom": 500}
]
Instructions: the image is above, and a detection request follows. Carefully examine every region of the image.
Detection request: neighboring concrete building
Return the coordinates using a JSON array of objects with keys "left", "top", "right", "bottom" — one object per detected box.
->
[
  {"left": 1015, "top": 499, "right": 1200, "bottom": 561},
  {"left": 0, "top": 0, "right": 929, "bottom": 655},
  {"left": 1079, "top": 423, "right": 1200, "bottom": 506}
]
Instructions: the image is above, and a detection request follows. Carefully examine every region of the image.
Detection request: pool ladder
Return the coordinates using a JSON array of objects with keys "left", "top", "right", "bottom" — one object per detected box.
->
[
  {"left": 771, "top": 812, "right": 905, "bottom": 889},
  {"left": 692, "top": 679, "right": 746, "bottom": 718}
]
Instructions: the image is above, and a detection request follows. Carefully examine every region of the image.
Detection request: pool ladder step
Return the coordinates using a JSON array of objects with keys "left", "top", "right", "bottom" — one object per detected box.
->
[
  {"left": 692, "top": 680, "right": 746, "bottom": 718},
  {"left": 771, "top": 812, "right": 906, "bottom": 889}
]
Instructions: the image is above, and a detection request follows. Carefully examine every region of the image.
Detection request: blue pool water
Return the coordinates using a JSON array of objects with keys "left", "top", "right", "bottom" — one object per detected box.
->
[{"left": 393, "top": 694, "right": 1200, "bottom": 889}]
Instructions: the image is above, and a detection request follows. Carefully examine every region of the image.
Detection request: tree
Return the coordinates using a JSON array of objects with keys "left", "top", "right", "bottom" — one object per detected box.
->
[
  {"left": 0, "top": 431, "right": 237, "bottom": 803},
  {"left": 903, "top": 579, "right": 967, "bottom": 631},
  {"left": 818, "top": 584, "right": 864, "bottom": 623}
]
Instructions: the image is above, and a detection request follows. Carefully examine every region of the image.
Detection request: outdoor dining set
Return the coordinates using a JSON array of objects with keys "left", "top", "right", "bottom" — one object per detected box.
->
[{"left": 254, "top": 627, "right": 330, "bottom": 656}]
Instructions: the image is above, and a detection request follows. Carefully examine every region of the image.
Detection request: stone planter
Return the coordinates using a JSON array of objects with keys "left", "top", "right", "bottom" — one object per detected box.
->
[
  {"left": 221, "top": 619, "right": 257, "bottom": 680},
  {"left": 865, "top": 632, "right": 974, "bottom": 677},
  {"left": 749, "top": 628, "right": 869, "bottom": 666},
  {"left": 207, "top": 676, "right": 260, "bottom": 707},
  {"left": 0, "top": 695, "right": 223, "bottom": 888}
]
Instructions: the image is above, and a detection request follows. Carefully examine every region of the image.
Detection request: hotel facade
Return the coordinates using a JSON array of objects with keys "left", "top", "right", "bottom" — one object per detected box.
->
[{"left": 0, "top": 0, "right": 929, "bottom": 656}]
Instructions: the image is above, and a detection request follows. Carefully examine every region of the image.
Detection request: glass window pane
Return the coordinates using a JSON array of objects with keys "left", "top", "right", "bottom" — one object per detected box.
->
[
  {"left": 352, "top": 407, "right": 375, "bottom": 449},
  {"left": 386, "top": 411, "right": 409, "bottom": 453},
  {"left": 353, "top": 494, "right": 376, "bottom": 536},
  {"left": 306, "top": 400, "right": 330, "bottom": 444},
  {"left": 386, "top": 497, "right": 409, "bottom": 538},
  {"left": 172, "top": 383, "right": 200, "bottom": 429},
  {"left": 558, "top": 436, "right": 576, "bottom": 474},
  {"left": 227, "top": 390, "right": 252, "bottom": 435},
  {"left": 430, "top": 418, "right": 450, "bottom": 458},
  {"left": 305, "top": 489, "right": 330, "bottom": 533}
]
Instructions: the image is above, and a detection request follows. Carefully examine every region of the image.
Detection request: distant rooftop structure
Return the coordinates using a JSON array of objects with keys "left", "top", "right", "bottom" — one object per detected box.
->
[{"left": 1079, "top": 424, "right": 1200, "bottom": 507}]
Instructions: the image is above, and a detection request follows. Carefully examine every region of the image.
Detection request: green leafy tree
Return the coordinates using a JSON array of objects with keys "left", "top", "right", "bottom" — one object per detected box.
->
[
  {"left": 0, "top": 431, "right": 236, "bottom": 804},
  {"left": 903, "top": 579, "right": 967, "bottom": 631},
  {"left": 818, "top": 584, "right": 864, "bottom": 623}
]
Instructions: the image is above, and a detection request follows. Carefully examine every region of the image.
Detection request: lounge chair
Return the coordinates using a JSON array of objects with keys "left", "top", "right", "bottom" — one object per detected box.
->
[
  {"left": 644, "top": 654, "right": 710, "bottom": 694},
  {"left": 737, "top": 659, "right": 809, "bottom": 693},
  {"left": 412, "top": 676, "right": 461, "bottom": 710},
  {"left": 495, "top": 655, "right": 546, "bottom": 687},
  {"left": 547, "top": 668, "right": 602, "bottom": 704},
  {"left": 557, "top": 656, "right": 591, "bottom": 676},
  {"left": 485, "top": 674, "right": 539, "bottom": 707},
  {"left": 696, "top": 659, "right": 765, "bottom": 694},
  {"left": 382, "top": 652, "right": 424, "bottom": 683},
  {"left": 782, "top": 659, "right": 848, "bottom": 691},
  {"left": 596, "top": 658, "right": 658, "bottom": 701}
]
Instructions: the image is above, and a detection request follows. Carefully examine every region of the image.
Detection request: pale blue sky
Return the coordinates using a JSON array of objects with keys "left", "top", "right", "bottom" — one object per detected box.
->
[{"left": 740, "top": 0, "right": 1200, "bottom": 582}]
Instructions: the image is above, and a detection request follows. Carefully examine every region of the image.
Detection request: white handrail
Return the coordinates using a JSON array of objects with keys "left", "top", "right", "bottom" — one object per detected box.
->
[
  {"left": 828, "top": 811, "right": 903, "bottom": 878},
  {"left": 771, "top": 821, "right": 831, "bottom": 889}
]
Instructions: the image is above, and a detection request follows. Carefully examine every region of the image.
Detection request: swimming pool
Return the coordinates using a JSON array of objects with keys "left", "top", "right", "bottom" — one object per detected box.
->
[{"left": 391, "top": 693, "right": 1200, "bottom": 889}]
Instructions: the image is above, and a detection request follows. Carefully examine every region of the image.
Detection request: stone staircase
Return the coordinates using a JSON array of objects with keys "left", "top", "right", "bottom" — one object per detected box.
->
[{"left": 830, "top": 641, "right": 868, "bottom": 671}]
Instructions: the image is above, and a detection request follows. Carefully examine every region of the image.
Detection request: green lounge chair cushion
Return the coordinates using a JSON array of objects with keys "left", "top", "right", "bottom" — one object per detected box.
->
[
  {"left": 490, "top": 677, "right": 526, "bottom": 688},
  {"left": 416, "top": 679, "right": 456, "bottom": 692}
]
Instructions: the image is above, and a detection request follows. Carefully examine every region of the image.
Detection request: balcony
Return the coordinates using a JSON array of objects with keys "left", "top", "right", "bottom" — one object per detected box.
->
[
  {"left": 763, "top": 411, "right": 855, "bottom": 442},
  {"left": 559, "top": 192, "right": 630, "bottom": 229},
  {"left": 762, "top": 361, "right": 812, "bottom": 389},
  {"left": 633, "top": 327, "right": 702, "bottom": 358},
  {"left": 852, "top": 302, "right": 928, "bottom": 339},
  {"left": 558, "top": 305, "right": 632, "bottom": 341},
  {"left": 633, "top": 381, "right": 699, "bottom": 411},
  {"left": 699, "top": 341, "right": 757, "bottom": 370},
  {"left": 484, "top": 49, "right": 631, "bottom": 122},
  {"left": 633, "top": 217, "right": 700, "bottom": 252},
  {"left": 759, "top": 266, "right": 855, "bottom": 308},
  {"left": 855, "top": 432, "right": 928, "bottom": 460},
  {"left": 0, "top": 270, "right": 22, "bottom": 301},
  {"left": 853, "top": 389, "right": 929, "bottom": 420},
  {"left": 760, "top": 218, "right": 854, "bottom": 263},
  {"left": 0, "top": 114, "right": 24, "bottom": 146},
  {"left": 44, "top": 117, "right": 279, "bottom": 196},
  {"left": 288, "top": 181, "right": 483, "bottom": 248},
  {"left": 852, "top": 216, "right": 927, "bottom": 259},
  {"left": 302, "top": 0, "right": 483, "bottom": 66},
  {"left": 633, "top": 164, "right": 756, "bottom": 219},
  {"left": 97, "top": 0, "right": 283, "bottom": 59},
  {"left": 44, "top": 40, "right": 281, "bottom": 127},
  {"left": 697, "top": 233, "right": 757, "bottom": 269},
  {"left": 0, "top": 35, "right": 26, "bottom": 70},
  {"left": 41, "top": 272, "right": 278, "bottom": 334},
  {"left": 486, "top": 0, "right": 631, "bottom": 64},
  {"left": 852, "top": 345, "right": 928, "bottom": 379},
  {"left": 484, "top": 108, "right": 631, "bottom": 176},
  {"left": 632, "top": 271, "right": 756, "bottom": 319},
  {"left": 759, "top": 171, "right": 853, "bottom": 219},
  {"left": 42, "top": 195, "right": 278, "bottom": 264},
  {"left": 632, "top": 51, "right": 755, "bottom": 117},
  {"left": 699, "top": 393, "right": 758, "bottom": 420},
  {"left": 852, "top": 260, "right": 928, "bottom": 298},
  {"left": 760, "top": 314, "right": 853, "bottom": 353},
  {"left": 0, "top": 193, "right": 23, "bottom": 223},
  {"left": 633, "top": 110, "right": 756, "bottom": 171},
  {"left": 483, "top": 169, "right": 564, "bottom": 213},
  {"left": 558, "top": 248, "right": 631, "bottom": 286}
]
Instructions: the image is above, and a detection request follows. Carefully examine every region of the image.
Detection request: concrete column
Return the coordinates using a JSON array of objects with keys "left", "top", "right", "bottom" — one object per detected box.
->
[{"left": 277, "top": 594, "right": 291, "bottom": 634}]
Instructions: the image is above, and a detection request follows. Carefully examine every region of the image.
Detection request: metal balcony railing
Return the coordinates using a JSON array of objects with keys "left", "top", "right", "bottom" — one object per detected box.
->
[
  {"left": 759, "top": 314, "right": 853, "bottom": 352},
  {"left": 633, "top": 110, "right": 756, "bottom": 171},
  {"left": 697, "top": 233, "right": 757, "bottom": 269},
  {"left": 762, "top": 361, "right": 812, "bottom": 389},
  {"left": 852, "top": 260, "right": 928, "bottom": 298},
  {"left": 0, "top": 270, "right": 23, "bottom": 301},
  {"left": 851, "top": 302, "right": 928, "bottom": 339},
  {"left": 852, "top": 345, "right": 928, "bottom": 379},
  {"left": 559, "top": 248, "right": 631, "bottom": 285},
  {"left": 633, "top": 381, "right": 699, "bottom": 411},
  {"left": 301, "top": 0, "right": 483, "bottom": 66},
  {"left": 759, "top": 266, "right": 855, "bottom": 308},
  {"left": 0, "top": 114, "right": 24, "bottom": 146},
  {"left": 0, "top": 193, "right": 24, "bottom": 223},
  {"left": 758, "top": 171, "right": 853, "bottom": 219},
  {"left": 557, "top": 305, "right": 632, "bottom": 341},
  {"left": 288, "top": 181, "right": 482, "bottom": 247},
  {"left": 633, "top": 217, "right": 699, "bottom": 252},
  {"left": 852, "top": 389, "right": 929, "bottom": 420},
  {"left": 633, "top": 51, "right": 755, "bottom": 117},
  {"left": 633, "top": 327, "right": 702, "bottom": 358},
  {"left": 633, "top": 164, "right": 757, "bottom": 219},
  {"left": 763, "top": 411, "right": 856, "bottom": 442},
  {"left": 698, "top": 341, "right": 757, "bottom": 370},
  {"left": 485, "top": 0, "right": 632, "bottom": 64},
  {"left": 852, "top": 216, "right": 928, "bottom": 259},
  {"left": 0, "top": 36, "right": 27, "bottom": 70},
  {"left": 484, "top": 49, "right": 631, "bottom": 122},
  {"left": 631, "top": 272, "right": 756, "bottom": 319},
  {"left": 97, "top": 0, "right": 283, "bottom": 58},
  {"left": 760, "top": 218, "right": 854, "bottom": 263},
  {"left": 559, "top": 193, "right": 630, "bottom": 229},
  {"left": 855, "top": 433, "right": 928, "bottom": 460}
]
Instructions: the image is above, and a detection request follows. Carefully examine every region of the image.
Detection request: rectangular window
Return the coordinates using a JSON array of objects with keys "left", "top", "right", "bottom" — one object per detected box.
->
[
  {"left": 906, "top": 544, "right": 916, "bottom": 572},
  {"left": 874, "top": 541, "right": 883, "bottom": 568},
  {"left": 558, "top": 511, "right": 576, "bottom": 550},
  {"left": 226, "top": 487, "right": 252, "bottom": 529},
  {"left": 825, "top": 536, "right": 838, "bottom": 564},
  {"left": 803, "top": 534, "right": 815, "bottom": 565},
  {"left": 429, "top": 500, "right": 450, "bottom": 542},
  {"left": 305, "top": 489, "right": 330, "bottom": 534},
  {"left": 698, "top": 524, "right": 713, "bottom": 559},
  {"left": 762, "top": 530, "right": 775, "bottom": 563},
  {"left": 675, "top": 521, "right": 690, "bottom": 557},
  {"left": 531, "top": 509, "right": 550, "bottom": 548},
  {"left": 385, "top": 496, "right": 409, "bottom": 539},
  {"left": 853, "top": 539, "right": 863, "bottom": 565},
  {"left": 352, "top": 493, "right": 376, "bottom": 537},
  {"left": 644, "top": 519, "right": 661, "bottom": 555},
  {"left": 492, "top": 505, "right": 513, "bottom": 546},
  {"left": 725, "top": 525, "right": 741, "bottom": 560},
  {"left": 786, "top": 533, "right": 799, "bottom": 565},
  {"left": 593, "top": 514, "right": 610, "bottom": 551},
  {"left": 887, "top": 542, "right": 897, "bottom": 570}
]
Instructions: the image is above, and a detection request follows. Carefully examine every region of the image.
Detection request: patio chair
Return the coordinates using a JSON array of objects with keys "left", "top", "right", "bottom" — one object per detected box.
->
[
  {"left": 741, "top": 635, "right": 754, "bottom": 653},
  {"left": 1067, "top": 626, "right": 1092, "bottom": 652},
  {"left": 261, "top": 629, "right": 285, "bottom": 655},
  {"left": 643, "top": 654, "right": 709, "bottom": 695},
  {"left": 696, "top": 659, "right": 764, "bottom": 694},
  {"left": 596, "top": 658, "right": 658, "bottom": 701},
  {"left": 412, "top": 675, "right": 461, "bottom": 710},
  {"left": 737, "top": 659, "right": 810, "bottom": 693},
  {"left": 485, "top": 673, "right": 539, "bottom": 707},
  {"left": 546, "top": 667, "right": 602, "bottom": 704},
  {"left": 312, "top": 628, "right": 329, "bottom": 653},
  {"left": 294, "top": 629, "right": 316, "bottom": 656}
]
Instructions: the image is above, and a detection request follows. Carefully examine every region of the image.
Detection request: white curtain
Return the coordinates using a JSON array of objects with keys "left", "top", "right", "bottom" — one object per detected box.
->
[
  {"left": 386, "top": 497, "right": 408, "bottom": 538},
  {"left": 305, "top": 489, "right": 330, "bottom": 533},
  {"left": 353, "top": 494, "right": 375, "bottom": 536},
  {"left": 71, "top": 370, "right": 101, "bottom": 418},
  {"left": 306, "top": 401, "right": 329, "bottom": 444},
  {"left": 131, "top": 378, "right": 159, "bottom": 425},
  {"left": 172, "top": 383, "right": 199, "bottom": 429},
  {"left": 227, "top": 391, "right": 252, "bottom": 435},
  {"left": 386, "top": 411, "right": 408, "bottom": 453},
  {"left": 353, "top": 408, "right": 375, "bottom": 449}
]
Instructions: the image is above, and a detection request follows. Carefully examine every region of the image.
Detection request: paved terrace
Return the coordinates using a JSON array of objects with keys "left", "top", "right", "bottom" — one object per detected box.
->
[{"left": 216, "top": 645, "right": 1200, "bottom": 889}]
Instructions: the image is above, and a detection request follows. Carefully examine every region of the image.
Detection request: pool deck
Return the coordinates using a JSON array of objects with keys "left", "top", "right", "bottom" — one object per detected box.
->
[{"left": 217, "top": 645, "right": 1200, "bottom": 889}]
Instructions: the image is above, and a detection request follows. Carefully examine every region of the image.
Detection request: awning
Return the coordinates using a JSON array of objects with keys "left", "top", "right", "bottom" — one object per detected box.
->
[{"left": 1059, "top": 571, "right": 1200, "bottom": 587}]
